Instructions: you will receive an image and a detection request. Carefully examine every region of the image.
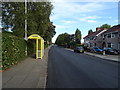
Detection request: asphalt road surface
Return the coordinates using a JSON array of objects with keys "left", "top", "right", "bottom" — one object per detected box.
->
[{"left": 46, "top": 46, "right": 119, "bottom": 88}]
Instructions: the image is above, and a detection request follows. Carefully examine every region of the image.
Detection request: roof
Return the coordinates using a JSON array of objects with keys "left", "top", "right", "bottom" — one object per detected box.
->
[
  {"left": 83, "top": 30, "right": 103, "bottom": 39},
  {"left": 83, "top": 24, "right": 120, "bottom": 39},
  {"left": 28, "top": 34, "right": 44, "bottom": 40},
  {"left": 103, "top": 24, "right": 120, "bottom": 34}
]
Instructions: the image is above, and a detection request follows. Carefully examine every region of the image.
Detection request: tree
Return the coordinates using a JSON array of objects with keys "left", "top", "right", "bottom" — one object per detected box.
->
[
  {"left": 88, "top": 29, "right": 93, "bottom": 34},
  {"left": 100, "top": 24, "right": 111, "bottom": 30},
  {"left": 43, "top": 22, "right": 56, "bottom": 42},
  {"left": 2, "top": 2, "right": 55, "bottom": 43},
  {"left": 2, "top": 2, "right": 25, "bottom": 37},
  {"left": 75, "top": 28, "right": 82, "bottom": 44},
  {"left": 55, "top": 33, "right": 70, "bottom": 47}
]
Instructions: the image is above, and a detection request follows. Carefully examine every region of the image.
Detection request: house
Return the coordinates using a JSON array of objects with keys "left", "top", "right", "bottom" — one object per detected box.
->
[
  {"left": 83, "top": 27, "right": 107, "bottom": 48},
  {"left": 101, "top": 25, "right": 120, "bottom": 50},
  {"left": 83, "top": 24, "right": 120, "bottom": 50}
]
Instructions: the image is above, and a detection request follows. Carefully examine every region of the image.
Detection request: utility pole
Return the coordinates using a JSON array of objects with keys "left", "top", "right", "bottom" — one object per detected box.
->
[
  {"left": 25, "top": 0, "right": 27, "bottom": 40},
  {"left": 25, "top": 0, "right": 27, "bottom": 56}
]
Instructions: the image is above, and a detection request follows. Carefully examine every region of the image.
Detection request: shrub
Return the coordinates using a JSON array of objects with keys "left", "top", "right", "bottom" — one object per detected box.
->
[{"left": 2, "top": 33, "right": 34, "bottom": 70}]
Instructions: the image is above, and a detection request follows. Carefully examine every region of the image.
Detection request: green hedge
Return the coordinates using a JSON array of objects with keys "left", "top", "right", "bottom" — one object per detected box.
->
[{"left": 2, "top": 33, "right": 34, "bottom": 70}]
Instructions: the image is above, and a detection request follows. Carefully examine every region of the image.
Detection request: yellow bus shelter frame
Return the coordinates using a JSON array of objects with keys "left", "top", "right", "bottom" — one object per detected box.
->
[{"left": 28, "top": 34, "right": 44, "bottom": 59}]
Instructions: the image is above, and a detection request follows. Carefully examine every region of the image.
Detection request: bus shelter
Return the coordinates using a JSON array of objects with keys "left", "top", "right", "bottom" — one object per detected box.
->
[{"left": 28, "top": 34, "right": 44, "bottom": 59}]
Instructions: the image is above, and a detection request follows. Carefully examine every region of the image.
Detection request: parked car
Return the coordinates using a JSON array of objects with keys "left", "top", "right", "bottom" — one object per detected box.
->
[
  {"left": 103, "top": 48, "right": 119, "bottom": 55},
  {"left": 74, "top": 47, "right": 84, "bottom": 53},
  {"left": 91, "top": 47, "right": 103, "bottom": 53}
]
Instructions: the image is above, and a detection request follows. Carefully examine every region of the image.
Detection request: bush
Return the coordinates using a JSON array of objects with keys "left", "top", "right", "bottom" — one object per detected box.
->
[{"left": 2, "top": 33, "right": 34, "bottom": 70}]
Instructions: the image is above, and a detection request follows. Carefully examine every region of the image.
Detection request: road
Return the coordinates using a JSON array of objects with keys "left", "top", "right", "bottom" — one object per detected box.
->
[{"left": 46, "top": 46, "right": 119, "bottom": 88}]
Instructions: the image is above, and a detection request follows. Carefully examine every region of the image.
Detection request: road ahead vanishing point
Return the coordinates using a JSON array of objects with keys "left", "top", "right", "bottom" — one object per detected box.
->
[{"left": 46, "top": 46, "right": 119, "bottom": 88}]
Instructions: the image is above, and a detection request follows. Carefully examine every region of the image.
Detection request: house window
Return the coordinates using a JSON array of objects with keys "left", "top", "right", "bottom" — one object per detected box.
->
[
  {"left": 107, "top": 43, "right": 114, "bottom": 48},
  {"left": 107, "top": 43, "right": 112, "bottom": 48},
  {"left": 103, "top": 35, "right": 106, "bottom": 40},
  {"left": 111, "top": 43, "right": 114, "bottom": 48},
  {"left": 95, "top": 43, "right": 96, "bottom": 46},
  {"left": 111, "top": 33, "right": 115, "bottom": 38},
  {"left": 119, "top": 42, "right": 120, "bottom": 49},
  {"left": 107, "top": 34, "right": 111, "bottom": 38}
]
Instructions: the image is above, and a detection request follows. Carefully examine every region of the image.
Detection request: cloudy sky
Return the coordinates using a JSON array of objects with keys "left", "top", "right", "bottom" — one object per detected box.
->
[{"left": 50, "top": 0, "right": 119, "bottom": 43}]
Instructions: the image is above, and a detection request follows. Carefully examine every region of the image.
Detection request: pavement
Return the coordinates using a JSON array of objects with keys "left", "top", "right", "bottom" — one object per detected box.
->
[
  {"left": 2, "top": 46, "right": 51, "bottom": 88},
  {"left": 65, "top": 48, "right": 120, "bottom": 62},
  {"left": 84, "top": 52, "right": 120, "bottom": 62},
  {"left": 46, "top": 46, "right": 119, "bottom": 88}
]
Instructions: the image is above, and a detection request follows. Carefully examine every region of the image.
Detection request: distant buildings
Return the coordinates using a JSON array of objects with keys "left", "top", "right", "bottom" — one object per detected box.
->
[
  {"left": 70, "top": 34, "right": 75, "bottom": 42},
  {"left": 83, "top": 25, "right": 120, "bottom": 50}
]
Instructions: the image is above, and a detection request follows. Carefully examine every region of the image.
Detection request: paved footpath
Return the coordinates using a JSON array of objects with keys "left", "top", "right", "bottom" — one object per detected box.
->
[
  {"left": 2, "top": 46, "right": 51, "bottom": 88},
  {"left": 84, "top": 52, "right": 120, "bottom": 62},
  {"left": 65, "top": 48, "right": 120, "bottom": 62}
]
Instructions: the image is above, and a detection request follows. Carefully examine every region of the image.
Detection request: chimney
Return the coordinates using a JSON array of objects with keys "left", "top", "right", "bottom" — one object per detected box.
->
[
  {"left": 96, "top": 27, "right": 101, "bottom": 31},
  {"left": 103, "top": 28, "right": 108, "bottom": 30}
]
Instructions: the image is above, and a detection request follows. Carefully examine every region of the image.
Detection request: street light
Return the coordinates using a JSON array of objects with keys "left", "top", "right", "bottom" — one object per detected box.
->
[
  {"left": 24, "top": 0, "right": 27, "bottom": 41},
  {"left": 24, "top": 0, "right": 28, "bottom": 56}
]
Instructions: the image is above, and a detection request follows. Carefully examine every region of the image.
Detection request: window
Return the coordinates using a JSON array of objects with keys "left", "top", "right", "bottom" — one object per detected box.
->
[
  {"left": 103, "top": 35, "right": 106, "bottom": 40},
  {"left": 119, "top": 33, "right": 120, "bottom": 37},
  {"left": 94, "top": 43, "right": 96, "bottom": 46},
  {"left": 107, "top": 43, "right": 111, "bottom": 48},
  {"left": 111, "top": 33, "right": 115, "bottom": 38},
  {"left": 119, "top": 42, "right": 120, "bottom": 49},
  {"left": 111, "top": 43, "right": 114, "bottom": 48},
  {"left": 107, "top": 34, "right": 111, "bottom": 38},
  {"left": 107, "top": 43, "right": 114, "bottom": 48}
]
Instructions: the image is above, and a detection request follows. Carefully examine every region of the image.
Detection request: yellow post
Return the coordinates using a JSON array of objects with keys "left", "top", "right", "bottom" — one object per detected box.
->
[
  {"left": 42, "top": 40, "right": 44, "bottom": 56},
  {"left": 40, "top": 39, "right": 42, "bottom": 59},
  {"left": 36, "top": 39, "right": 38, "bottom": 59}
]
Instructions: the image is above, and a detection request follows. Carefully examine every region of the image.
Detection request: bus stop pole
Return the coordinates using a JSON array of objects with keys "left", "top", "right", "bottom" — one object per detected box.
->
[
  {"left": 40, "top": 39, "right": 42, "bottom": 59},
  {"left": 36, "top": 39, "right": 38, "bottom": 59}
]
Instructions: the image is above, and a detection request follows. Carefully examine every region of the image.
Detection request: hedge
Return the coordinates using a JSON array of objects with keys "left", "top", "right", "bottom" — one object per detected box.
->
[{"left": 2, "top": 33, "right": 34, "bottom": 70}]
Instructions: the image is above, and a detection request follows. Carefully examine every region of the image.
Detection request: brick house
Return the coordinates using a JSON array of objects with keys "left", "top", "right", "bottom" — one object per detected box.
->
[{"left": 83, "top": 25, "right": 120, "bottom": 50}]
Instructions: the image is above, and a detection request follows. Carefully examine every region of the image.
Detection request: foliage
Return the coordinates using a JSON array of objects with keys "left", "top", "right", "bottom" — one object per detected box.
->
[
  {"left": 55, "top": 28, "right": 82, "bottom": 48},
  {"left": 2, "top": 32, "right": 34, "bottom": 70},
  {"left": 88, "top": 29, "right": 93, "bottom": 34},
  {"left": 100, "top": 24, "right": 111, "bottom": 30},
  {"left": 75, "top": 28, "right": 82, "bottom": 44},
  {"left": 1, "top": 2, "right": 56, "bottom": 70},
  {"left": 55, "top": 33, "right": 70, "bottom": 47},
  {"left": 2, "top": 2, "right": 56, "bottom": 42}
]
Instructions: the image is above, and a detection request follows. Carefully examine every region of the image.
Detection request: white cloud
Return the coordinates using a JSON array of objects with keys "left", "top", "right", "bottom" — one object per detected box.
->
[
  {"left": 87, "top": 20, "right": 97, "bottom": 23},
  {"left": 51, "top": 2, "right": 107, "bottom": 21},
  {"left": 78, "top": 16, "right": 98, "bottom": 23},
  {"left": 86, "top": 16, "right": 96, "bottom": 19},
  {"left": 61, "top": 20, "right": 77, "bottom": 24}
]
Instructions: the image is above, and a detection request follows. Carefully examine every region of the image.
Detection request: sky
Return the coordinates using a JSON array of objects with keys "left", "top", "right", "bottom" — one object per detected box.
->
[{"left": 50, "top": 0, "right": 119, "bottom": 43}]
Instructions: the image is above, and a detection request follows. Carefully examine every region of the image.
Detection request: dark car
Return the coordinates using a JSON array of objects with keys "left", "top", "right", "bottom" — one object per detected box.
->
[
  {"left": 91, "top": 47, "right": 103, "bottom": 53},
  {"left": 103, "top": 48, "right": 119, "bottom": 55},
  {"left": 74, "top": 47, "right": 84, "bottom": 53}
]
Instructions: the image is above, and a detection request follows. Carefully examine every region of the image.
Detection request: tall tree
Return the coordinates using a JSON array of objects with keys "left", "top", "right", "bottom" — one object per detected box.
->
[
  {"left": 75, "top": 28, "right": 82, "bottom": 44},
  {"left": 100, "top": 24, "right": 111, "bottom": 30},
  {"left": 2, "top": 2, "right": 56, "bottom": 43},
  {"left": 88, "top": 29, "right": 93, "bottom": 34},
  {"left": 55, "top": 33, "right": 70, "bottom": 47}
]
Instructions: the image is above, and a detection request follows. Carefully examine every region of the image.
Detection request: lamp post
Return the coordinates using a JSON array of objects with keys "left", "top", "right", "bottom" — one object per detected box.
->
[
  {"left": 25, "top": 0, "right": 27, "bottom": 40},
  {"left": 25, "top": 0, "right": 27, "bottom": 56}
]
